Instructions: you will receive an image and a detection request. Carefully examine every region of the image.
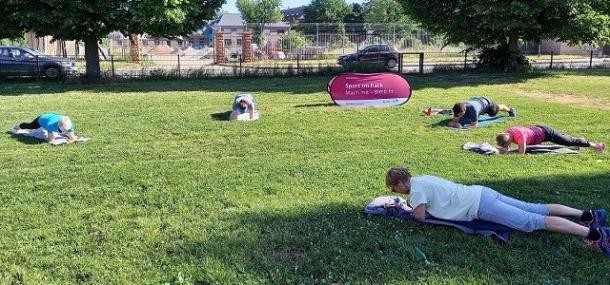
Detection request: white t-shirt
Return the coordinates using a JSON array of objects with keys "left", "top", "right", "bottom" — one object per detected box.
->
[{"left": 409, "top": 175, "right": 483, "bottom": 221}]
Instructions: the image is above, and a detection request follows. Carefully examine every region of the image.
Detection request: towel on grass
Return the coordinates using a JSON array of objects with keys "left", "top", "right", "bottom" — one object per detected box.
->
[
  {"left": 364, "top": 196, "right": 513, "bottom": 243},
  {"left": 463, "top": 142, "right": 500, "bottom": 155},
  {"left": 10, "top": 127, "right": 90, "bottom": 145},
  {"left": 423, "top": 108, "right": 452, "bottom": 116},
  {"left": 233, "top": 111, "right": 260, "bottom": 121},
  {"left": 463, "top": 142, "right": 580, "bottom": 155}
]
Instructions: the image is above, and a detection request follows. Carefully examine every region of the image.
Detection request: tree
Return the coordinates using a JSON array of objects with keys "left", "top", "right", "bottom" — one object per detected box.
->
[
  {"left": 237, "top": 0, "right": 283, "bottom": 43},
  {"left": 303, "top": 0, "right": 351, "bottom": 23},
  {"left": 0, "top": 4, "right": 26, "bottom": 40},
  {"left": 364, "top": 0, "right": 414, "bottom": 25},
  {"left": 4, "top": 0, "right": 223, "bottom": 80},
  {"left": 397, "top": 0, "right": 610, "bottom": 69},
  {"left": 344, "top": 3, "right": 365, "bottom": 24}
]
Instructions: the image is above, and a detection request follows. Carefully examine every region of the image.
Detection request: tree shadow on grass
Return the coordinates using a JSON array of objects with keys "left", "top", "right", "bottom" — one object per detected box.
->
[
  {"left": 293, "top": 102, "right": 336, "bottom": 108},
  {"left": 209, "top": 111, "right": 232, "bottom": 121},
  {"left": 156, "top": 173, "right": 610, "bottom": 284},
  {"left": 3, "top": 69, "right": 608, "bottom": 97},
  {"left": 5, "top": 131, "right": 46, "bottom": 145}
]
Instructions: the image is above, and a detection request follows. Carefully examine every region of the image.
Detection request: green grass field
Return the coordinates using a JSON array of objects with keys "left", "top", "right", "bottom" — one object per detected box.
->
[{"left": 1, "top": 70, "right": 609, "bottom": 284}]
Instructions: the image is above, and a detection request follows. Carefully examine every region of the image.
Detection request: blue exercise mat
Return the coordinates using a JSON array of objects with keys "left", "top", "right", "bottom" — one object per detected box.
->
[
  {"left": 364, "top": 197, "right": 513, "bottom": 242},
  {"left": 447, "top": 115, "right": 510, "bottom": 130}
]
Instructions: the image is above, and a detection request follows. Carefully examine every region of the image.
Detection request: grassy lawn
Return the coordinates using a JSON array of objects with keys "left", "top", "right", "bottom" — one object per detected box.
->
[{"left": 1, "top": 70, "right": 609, "bottom": 284}]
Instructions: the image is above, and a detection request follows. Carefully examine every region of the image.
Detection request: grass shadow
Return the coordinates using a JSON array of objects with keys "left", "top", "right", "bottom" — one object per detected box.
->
[
  {"left": 6, "top": 131, "right": 46, "bottom": 145},
  {"left": 156, "top": 173, "right": 610, "bottom": 284},
  {"left": 293, "top": 102, "right": 336, "bottom": 108},
  {"left": 2, "top": 69, "right": 608, "bottom": 97},
  {"left": 209, "top": 111, "right": 232, "bottom": 121}
]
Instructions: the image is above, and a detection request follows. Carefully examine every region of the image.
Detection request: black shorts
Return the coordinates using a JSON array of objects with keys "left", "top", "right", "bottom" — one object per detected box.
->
[{"left": 481, "top": 97, "right": 500, "bottom": 117}]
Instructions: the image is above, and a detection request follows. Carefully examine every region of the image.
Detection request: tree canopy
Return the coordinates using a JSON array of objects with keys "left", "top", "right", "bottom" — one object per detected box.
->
[
  {"left": 364, "top": 0, "right": 414, "bottom": 25},
  {"left": 236, "top": 0, "right": 282, "bottom": 43},
  {"left": 397, "top": 0, "right": 610, "bottom": 53},
  {"left": 236, "top": 0, "right": 283, "bottom": 25},
  {"left": 303, "top": 0, "right": 352, "bottom": 23},
  {"left": 4, "top": 0, "right": 224, "bottom": 80}
]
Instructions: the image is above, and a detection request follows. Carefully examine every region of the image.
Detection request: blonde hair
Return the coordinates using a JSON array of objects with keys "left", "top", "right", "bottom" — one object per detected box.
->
[{"left": 496, "top": 133, "right": 511, "bottom": 148}]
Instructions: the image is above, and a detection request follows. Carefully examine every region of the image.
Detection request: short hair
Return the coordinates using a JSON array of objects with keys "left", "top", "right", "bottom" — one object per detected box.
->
[
  {"left": 385, "top": 167, "right": 411, "bottom": 190},
  {"left": 452, "top": 103, "right": 466, "bottom": 117},
  {"left": 59, "top": 116, "right": 73, "bottom": 132},
  {"left": 496, "top": 133, "right": 511, "bottom": 148}
]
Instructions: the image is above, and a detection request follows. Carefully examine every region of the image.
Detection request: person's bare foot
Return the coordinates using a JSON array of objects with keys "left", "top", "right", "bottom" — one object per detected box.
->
[{"left": 594, "top": 143, "right": 606, "bottom": 153}]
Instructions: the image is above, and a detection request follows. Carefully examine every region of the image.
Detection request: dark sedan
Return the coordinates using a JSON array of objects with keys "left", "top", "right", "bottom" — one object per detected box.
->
[
  {"left": 0, "top": 46, "right": 78, "bottom": 78},
  {"left": 338, "top": 44, "right": 400, "bottom": 69}
]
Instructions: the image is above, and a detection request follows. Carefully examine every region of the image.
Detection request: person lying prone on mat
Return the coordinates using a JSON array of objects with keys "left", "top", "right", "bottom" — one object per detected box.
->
[
  {"left": 449, "top": 97, "right": 516, "bottom": 128},
  {"left": 385, "top": 167, "right": 610, "bottom": 257},
  {"left": 496, "top": 125, "right": 605, "bottom": 155},
  {"left": 230, "top": 94, "right": 257, "bottom": 120},
  {"left": 13, "top": 112, "right": 78, "bottom": 144}
]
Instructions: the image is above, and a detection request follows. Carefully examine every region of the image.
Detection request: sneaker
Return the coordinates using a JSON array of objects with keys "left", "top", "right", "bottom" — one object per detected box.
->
[
  {"left": 594, "top": 143, "right": 606, "bottom": 153},
  {"left": 508, "top": 108, "right": 517, "bottom": 117},
  {"left": 581, "top": 209, "right": 608, "bottom": 228},
  {"left": 589, "top": 227, "right": 610, "bottom": 256}
]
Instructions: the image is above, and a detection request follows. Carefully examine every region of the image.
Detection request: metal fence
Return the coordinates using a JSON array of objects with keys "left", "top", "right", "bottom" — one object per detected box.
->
[
  {"left": 3, "top": 23, "right": 610, "bottom": 79},
  {"left": 1, "top": 49, "right": 608, "bottom": 80}
]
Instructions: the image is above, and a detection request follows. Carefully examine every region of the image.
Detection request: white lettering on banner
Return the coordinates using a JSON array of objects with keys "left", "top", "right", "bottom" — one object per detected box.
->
[
  {"left": 344, "top": 81, "right": 397, "bottom": 96},
  {"left": 345, "top": 81, "right": 384, "bottom": 90}
]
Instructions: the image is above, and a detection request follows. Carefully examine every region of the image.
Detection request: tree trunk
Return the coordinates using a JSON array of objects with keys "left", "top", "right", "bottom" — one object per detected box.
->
[
  {"left": 84, "top": 36, "right": 101, "bottom": 81},
  {"left": 507, "top": 32, "right": 520, "bottom": 54},
  {"left": 129, "top": 33, "right": 140, "bottom": 63}
]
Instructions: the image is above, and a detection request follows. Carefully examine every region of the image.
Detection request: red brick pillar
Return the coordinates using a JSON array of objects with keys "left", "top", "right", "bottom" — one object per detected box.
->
[
  {"left": 215, "top": 33, "right": 225, "bottom": 64},
  {"left": 242, "top": 33, "right": 253, "bottom": 62}
]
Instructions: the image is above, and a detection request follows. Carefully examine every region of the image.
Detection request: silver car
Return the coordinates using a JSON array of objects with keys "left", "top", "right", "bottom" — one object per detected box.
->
[{"left": 0, "top": 46, "right": 78, "bottom": 78}]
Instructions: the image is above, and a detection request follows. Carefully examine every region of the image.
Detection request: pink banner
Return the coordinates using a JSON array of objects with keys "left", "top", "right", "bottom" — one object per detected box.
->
[{"left": 328, "top": 73, "right": 412, "bottom": 107}]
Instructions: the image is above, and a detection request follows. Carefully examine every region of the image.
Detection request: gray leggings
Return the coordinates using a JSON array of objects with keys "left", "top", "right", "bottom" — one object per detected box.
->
[{"left": 477, "top": 188, "right": 548, "bottom": 232}]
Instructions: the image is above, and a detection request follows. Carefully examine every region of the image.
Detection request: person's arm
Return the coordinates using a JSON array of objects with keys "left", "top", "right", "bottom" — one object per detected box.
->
[
  {"left": 66, "top": 132, "right": 77, "bottom": 143},
  {"left": 46, "top": 132, "right": 56, "bottom": 143},
  {"left": 517, "top": 141, "right": 527, "bottom": 155},
  {"left": 409, "top": 204, "right": 427, "bottom": 222},
  {"left": 449, "top": 117, "right": 462, "bottom": 128},
  {"left": 248, "top": 103, "right": 254, "bottom": 119},
  {"left": 230, "top": 110, "right": 239, "bottom": 120}
]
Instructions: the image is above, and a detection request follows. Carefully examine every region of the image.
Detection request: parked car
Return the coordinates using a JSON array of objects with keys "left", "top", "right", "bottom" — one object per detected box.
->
[
  {"left": 337, "top": 44, "right": 400, "bottom": 69},
  {"left": 0, "top": 46, "right": 78, "bottom": 78}
]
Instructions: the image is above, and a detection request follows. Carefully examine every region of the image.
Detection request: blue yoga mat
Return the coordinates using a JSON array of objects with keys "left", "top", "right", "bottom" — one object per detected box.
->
[{"left": 448, "top": 115, "right": 510, "bottom": 130}]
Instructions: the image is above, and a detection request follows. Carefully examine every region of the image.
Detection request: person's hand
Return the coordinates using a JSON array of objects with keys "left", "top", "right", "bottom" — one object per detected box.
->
[
  {"left": 449, "top": 122, "right": 462, "bottom": 128},
  {"left": 498, "top": 147, "right": 508, "bottom": 154}
]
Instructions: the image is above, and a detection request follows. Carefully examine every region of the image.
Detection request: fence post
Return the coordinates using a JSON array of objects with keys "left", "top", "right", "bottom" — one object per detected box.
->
[
  {"left": 464, "top": 50, "right": 468, "bottom": 70},
  {"left": 177, "top": 54, "right": 181, "bottom": 77},
  {"left": 296, "top": 54, "right": 300, "bottom": 75},
  {"left": 589, "top": 50, "right": 593, "bottom": 69},
  {"left": 549, "top": 51, "right": 553, "bottom": 69},
  {"left": 111, "top": 55, "right": 115, "bottom": 77},
  {"left": 239, "top": 54, "right": 242, "bottom": 76},
  {"left": 35, "top": 55, "right": 41, "bottom": 79},
  {"left": 398, "top": 53, "right": 402, "bottom": 74},
  {"left": 419, "top": 52, "right": 424, "bottom": 75}
]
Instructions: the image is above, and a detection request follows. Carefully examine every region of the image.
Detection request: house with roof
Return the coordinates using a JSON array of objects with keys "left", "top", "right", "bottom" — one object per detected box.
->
[
  {"left": 282, "top": 6, "right": 306, "bottom": 22},
  {"left": 201, "top": 13, "right": 291, "bottom": 48}
]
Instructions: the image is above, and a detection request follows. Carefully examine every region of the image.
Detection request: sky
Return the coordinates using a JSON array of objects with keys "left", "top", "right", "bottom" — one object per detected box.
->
[{"left": 221, "top": 0, "right": 365, "bottom": 14}]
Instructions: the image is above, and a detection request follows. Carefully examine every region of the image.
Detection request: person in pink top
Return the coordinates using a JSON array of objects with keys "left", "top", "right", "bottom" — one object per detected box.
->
[{"left": 496, "top": 125, "right": 605, "bottom": 154}]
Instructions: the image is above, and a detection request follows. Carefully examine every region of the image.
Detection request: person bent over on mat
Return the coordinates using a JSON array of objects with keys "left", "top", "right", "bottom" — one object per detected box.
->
[
  {"left": 449, "top": 97, "right": 516, "bottom": 128},
  {"left": 496, "top": 125, "right": 605, "bottom": 155},
  {"left": 230, "top": 93, "right": 257, "bottom": 120},
  {"left": 13, "top": 112, "right": 77, "bottom": 144},
  {"left": 385, "top": 167, "right": 610, "bottom": 257}
]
